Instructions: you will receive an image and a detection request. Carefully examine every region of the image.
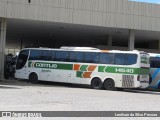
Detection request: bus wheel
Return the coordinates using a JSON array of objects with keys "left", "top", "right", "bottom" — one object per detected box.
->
[
  {"left": 29, "top": 73, "right": 38, "bottom": 84},
  {"left": 91, "top": 78, "right": 103, "bottom": 89},
  {"left": 103, "top": 79, "right": 116, "bottom": 90}
]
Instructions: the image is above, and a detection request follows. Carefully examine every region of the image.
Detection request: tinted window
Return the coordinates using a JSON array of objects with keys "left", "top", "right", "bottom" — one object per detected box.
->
[
  {"left": 70, "top": 52, "right": 76, "bottom": 62},
  {"left": 125, "top": 54, "right": 137, "bottom": 65},
  {"left": 69, "top": 52, "right": 84, "bottom": 63},
  {"left": 41, "top": 50, "right": 52, "bottom": 61},
  {"left": 84, "top": 52, "right": 93, "bottom": 63},
  {"left": 55, "top": 51, "right": 69, "bottom": 62},
  {"left": 64, "top": 52, "right": 70, "bottom": 62},
  {"left": 51, "top": 51, "right": 56, "bottom": 61},
  {"left": 93, "top": 53, "right": 99, "bottom": 63},
  {"left": 29, "top": 50, "right": 41, "bottom": 60},
  {"left": 76, "top": 52, "right": 84, "bottom": 62},
  {"left": 16, "top": 50, "right": 29, "bottom": 69},
  {"left": 115, "top": 53, "right": 125, "bottom": 65},
  {"left": 84, "top": 52, "right": 99, "bottom": 63},
  {"left": 99, "top": 53, "right": 114, "bottom": 64},
  {"left": 150, "top": 57, "right": 160, "bottom": 68}
]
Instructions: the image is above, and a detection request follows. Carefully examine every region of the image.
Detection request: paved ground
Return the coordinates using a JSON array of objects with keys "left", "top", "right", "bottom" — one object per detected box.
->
[{"left": 0, "top": 79, "right": 160, "bottom": 119}]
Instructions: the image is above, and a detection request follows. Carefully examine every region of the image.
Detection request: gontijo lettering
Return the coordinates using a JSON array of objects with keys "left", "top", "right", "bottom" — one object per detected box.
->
[
  {"left": 29, "top": 62, "right": 57, "bottom": 69},
  {"left": 35, "top": 63, "right": 57, "bottom": 68}
]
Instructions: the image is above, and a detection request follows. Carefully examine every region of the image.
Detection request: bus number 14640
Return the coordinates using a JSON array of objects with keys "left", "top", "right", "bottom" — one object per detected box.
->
[{"left": 115, "top": 68, "right": 134, "bottom": 74}]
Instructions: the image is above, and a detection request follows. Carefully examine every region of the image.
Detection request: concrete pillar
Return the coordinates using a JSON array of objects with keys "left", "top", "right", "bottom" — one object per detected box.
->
[
  {"left": 128, "top": 29, "right": 135, "bottom": 51},
  {"left": 107, "top": 35, "right": 112, "bottom": 46},
  {"left": 0, "top": 18, "right": 7, "bottom": 79}
]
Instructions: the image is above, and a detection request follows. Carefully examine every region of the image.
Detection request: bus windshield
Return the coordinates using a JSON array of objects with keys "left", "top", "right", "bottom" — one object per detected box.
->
[
  {"left": 150, "top": 57, "right": 160, "bottom": 68},
  {"left": 16, "top": 50, "right": 29, "bottom": 70}
]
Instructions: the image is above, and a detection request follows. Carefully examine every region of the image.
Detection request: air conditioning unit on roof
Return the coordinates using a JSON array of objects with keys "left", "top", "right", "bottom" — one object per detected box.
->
[{"left": 60, "top": 46, "right": 100, "bottom": 50}]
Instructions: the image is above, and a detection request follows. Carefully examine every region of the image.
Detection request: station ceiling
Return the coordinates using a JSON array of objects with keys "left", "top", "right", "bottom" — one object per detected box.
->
[{"left": 7, "top": 19, "right": 160, "bottom": 48}]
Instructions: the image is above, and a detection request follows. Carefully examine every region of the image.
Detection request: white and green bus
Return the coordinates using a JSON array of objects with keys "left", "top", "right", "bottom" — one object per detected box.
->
[{"left": 15, "top": 47, "right": 150, "bottom": 90}]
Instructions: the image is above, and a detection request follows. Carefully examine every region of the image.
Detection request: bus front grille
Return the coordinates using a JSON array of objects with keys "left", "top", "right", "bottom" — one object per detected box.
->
[{"left": 122, "top": 75, "right": 134, "bottom": 88}]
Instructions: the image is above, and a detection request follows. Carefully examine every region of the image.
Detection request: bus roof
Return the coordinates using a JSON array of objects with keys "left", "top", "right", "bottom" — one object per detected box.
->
[
  {"left": 21, "top": 47, "right": 146, "bottom": 54},
  {"left": 149, "top": 53, "right": 160, "bottom": 57},
  {"left": 60, "top": 47, "right": 100, "bottom": 51}
]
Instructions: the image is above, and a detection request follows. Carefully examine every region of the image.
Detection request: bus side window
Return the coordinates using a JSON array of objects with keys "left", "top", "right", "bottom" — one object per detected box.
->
[
  {"left": 41, "top": 50, "right": 52, "bottom": 61},
  {"left": 99, "top": 53, "right": 114, "bottom": 64},
  {"left": 125, "top": 54, "right": 137, "bottom": 65},
  {"left": 70, "top": 52, "right": 76, "bottom": 62},
  {"left": 84, "top": 52, "right": 93, "bottom": 63},
  {"left": 76, "top": 52, "right": 84, "bottom": 63},
  {"left": 51, "top": 51, "right": 56, "bottom": 61},
  {"left": 93, "top": 53, "right": 99, "bottom": 63},
  {"left": 55, "top": 51, "right": 69, "bottom": 62},
  {"left": 64, "top": 52, "right": 70, "bottom": 62},
  {"left": 115, "top": 53, "right": 125, "bottom": 65},
  {"left": 55, "top": 51, "right": 62, "bottom": 61},
  {"left": 29, "top": 50, "right": 41, "bottom": 60}
]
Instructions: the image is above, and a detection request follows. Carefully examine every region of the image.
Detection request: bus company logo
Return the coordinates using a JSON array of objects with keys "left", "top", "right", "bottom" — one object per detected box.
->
[
  {"left": 2, "top": 112, "right": 11, "bottom": 117},
  {"left": 29, "top": 62, "right": 57, "bottom": 69}
]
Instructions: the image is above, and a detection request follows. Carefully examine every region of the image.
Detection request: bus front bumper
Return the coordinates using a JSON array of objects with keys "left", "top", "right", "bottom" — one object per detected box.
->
[{"left": 136, "top": 81, "right": 149, "bottom": 89}]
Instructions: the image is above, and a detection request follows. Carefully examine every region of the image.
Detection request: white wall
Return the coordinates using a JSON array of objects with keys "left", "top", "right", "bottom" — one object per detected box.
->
[{"left": 0, "top": 0, "right": 159, "bottom": 31}]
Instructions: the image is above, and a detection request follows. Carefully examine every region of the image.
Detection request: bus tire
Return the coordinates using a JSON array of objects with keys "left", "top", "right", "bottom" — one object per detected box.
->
[
  {"left": 103, "top": 79, "right": 116, "bottom": 90},
  {"left": 91, "top": 78, "right": 103, "bottom": 89},
  {"left": 29, "top": 73, "right": 39, "bottom": 84}
]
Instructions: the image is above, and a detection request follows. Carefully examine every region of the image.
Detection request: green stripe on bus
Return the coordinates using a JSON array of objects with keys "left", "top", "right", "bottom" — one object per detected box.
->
[
  {"left": 98, "top": 66, "right": 106, "bottom": 72},
  {"left": 99, "top": 66, "right": 149, "bottom": 75},
  {"left": 105, "top": 66, "right": 140, "bottom": 74},
  {"left": 76, "top": 71, "right": 83, "bottom": 78},
  {"left": 80, "top": 65, "right": 88, "bottom": 71},
  {"left": 57, "top": 63, "right": 73, "bottom": 70},
  {"left": 98, "top": 66, "right": 140, "bottom": 75},
  {"left": 28, "top": 61, "right": 149, "bottom": 75},
  {"left": 28, "top": 62, "right": 73, "bottom": 70},
  {"left": 140, "top": 68, "right": 150, "bottom": 75}
]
